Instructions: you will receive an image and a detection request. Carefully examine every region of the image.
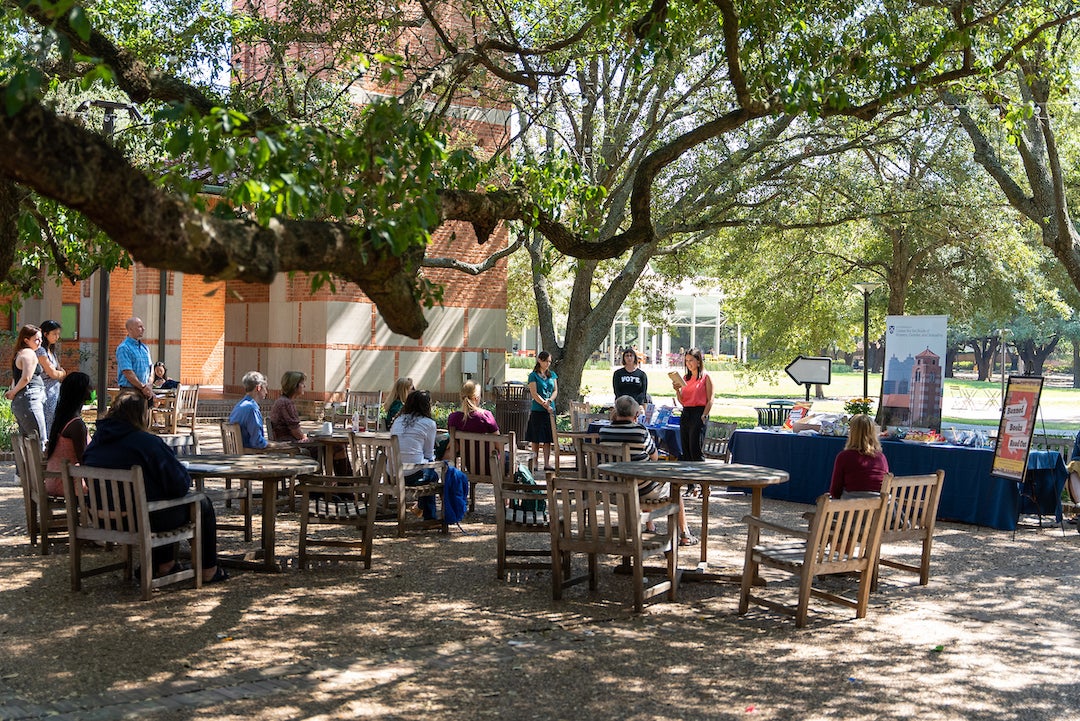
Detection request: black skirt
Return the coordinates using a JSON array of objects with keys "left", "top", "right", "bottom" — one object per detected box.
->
[{"left": 525, "top": 409, "right": 554, "bottom": 443}]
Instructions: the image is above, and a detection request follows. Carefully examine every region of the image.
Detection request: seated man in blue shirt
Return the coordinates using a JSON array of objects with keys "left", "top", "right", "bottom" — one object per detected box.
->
[{"left": 229, "top": 370, "right": 270, "bottom": 449}]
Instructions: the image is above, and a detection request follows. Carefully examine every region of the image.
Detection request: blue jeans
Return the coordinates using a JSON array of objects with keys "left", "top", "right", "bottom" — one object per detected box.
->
[{"left": 11, "top": 387, "right": 47, "bottom": 448}]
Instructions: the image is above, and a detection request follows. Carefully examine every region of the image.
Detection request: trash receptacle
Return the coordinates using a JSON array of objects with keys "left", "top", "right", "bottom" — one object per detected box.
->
[{"left": 494, "top": 382, "right": 530, "bottom": 448}]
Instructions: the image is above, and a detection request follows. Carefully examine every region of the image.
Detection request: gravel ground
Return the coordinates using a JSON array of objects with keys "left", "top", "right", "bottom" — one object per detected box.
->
[{"left": 1, "top": 445, "right": 1079, "bottom": 721}]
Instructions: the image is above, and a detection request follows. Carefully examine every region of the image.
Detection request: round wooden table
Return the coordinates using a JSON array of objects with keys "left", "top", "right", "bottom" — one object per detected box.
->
[
  {"left": 184, "top": 453, "right": 319, "bottom": 572},
  {"left": 597, "top": 460, "right": 789, "bottom": 581}
]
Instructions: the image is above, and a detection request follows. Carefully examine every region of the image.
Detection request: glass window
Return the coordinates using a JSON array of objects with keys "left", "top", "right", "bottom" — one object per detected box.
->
[{"left": 60, "top": 304, "right": 79, "bottom": 341}]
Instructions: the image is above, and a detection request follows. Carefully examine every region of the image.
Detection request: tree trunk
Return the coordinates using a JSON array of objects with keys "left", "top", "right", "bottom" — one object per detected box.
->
[
  {"left": 1073, "top": 339, "right": 1080, "bottom": 389},
  {"left": 971, "top": 337, "right": 998, "bottom": 381}
]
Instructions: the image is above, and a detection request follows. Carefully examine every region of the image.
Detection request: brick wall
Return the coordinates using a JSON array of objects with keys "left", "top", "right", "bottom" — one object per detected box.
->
[{"left": 180, "top": 275, "right": 226, "bottom": 385}]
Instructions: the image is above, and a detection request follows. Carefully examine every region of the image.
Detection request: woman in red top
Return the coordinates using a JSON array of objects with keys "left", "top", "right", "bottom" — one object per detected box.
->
[
  {"left": 829, "top": 414, "right": 890, "bottom": 498},
  {"left": 673, "top": 348, "right": 713, "bottom": 463}
]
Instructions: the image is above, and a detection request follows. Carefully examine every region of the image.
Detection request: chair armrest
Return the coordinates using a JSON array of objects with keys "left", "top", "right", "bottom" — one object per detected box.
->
[
  {"left": 146, "top": 492, "right": 207, "bottom": 513},
  {"left": 741, "top": 514, "right": 808, "bottom": 539}
]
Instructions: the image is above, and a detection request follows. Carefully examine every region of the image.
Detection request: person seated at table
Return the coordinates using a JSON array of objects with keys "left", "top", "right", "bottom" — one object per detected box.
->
[
  {"left": 229, "top": 370, "right": 275, "bottom": 450},
  {"left": 600, "top": 395, "right": 694, "bottom": 542},
  {"left": 152, "top": 361, "right": 180, "bottom": 390},
  {"left": 383, "top": 377, "right": 414, "bottom": 431},
  {"left": 83, "top": 390, "right": 226, "bottom": 583},
  {"left": 390, "top": 389, "right": 440, "bottom": 521},
  {"left": 269, "top": 371, "right": 309, "bottom": 444},
  {"left": 43, "top": 372, "right": 92, "bottom": 497},
  {"left": 442, "top": 380, "right": 500, "bottom": 462},
  {"left": 829, "top": 414, "right": 890, "bottom": 499},
  {"left": 612, "top": 348, "right": 649, "bottom": 405}
]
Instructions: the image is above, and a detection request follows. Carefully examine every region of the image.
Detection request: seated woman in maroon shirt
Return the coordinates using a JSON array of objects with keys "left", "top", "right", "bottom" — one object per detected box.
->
[
  {"left": 829, "top": 414, "right": 890, "bottom": 499},
  {"left": 443, "top": 380, "right": 499, "bottom": 460}
]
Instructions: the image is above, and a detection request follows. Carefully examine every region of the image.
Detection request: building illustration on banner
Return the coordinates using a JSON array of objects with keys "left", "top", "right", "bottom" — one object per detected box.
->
[{"left": 879, "top": 316, "right": 947, "bottom": 429}]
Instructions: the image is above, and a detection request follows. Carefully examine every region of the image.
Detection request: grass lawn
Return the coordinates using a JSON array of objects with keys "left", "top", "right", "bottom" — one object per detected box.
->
[{"left": 506, "top": 366, "right": 1080, "bottom": 430}]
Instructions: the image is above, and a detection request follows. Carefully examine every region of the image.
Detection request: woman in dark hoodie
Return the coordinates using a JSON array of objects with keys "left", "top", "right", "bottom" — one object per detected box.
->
[{"left": 83, "top": 390, "right": 227, "bottom": 583}]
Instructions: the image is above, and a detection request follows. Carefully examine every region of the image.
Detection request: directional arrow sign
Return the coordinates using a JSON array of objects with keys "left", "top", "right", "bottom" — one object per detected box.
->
[{"left": 785, "top": 356, "right": 832, "bottom": 386}]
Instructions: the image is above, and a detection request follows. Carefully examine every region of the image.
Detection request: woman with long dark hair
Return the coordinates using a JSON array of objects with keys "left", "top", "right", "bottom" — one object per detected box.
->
[
  {"left": 36, "top": 320, "right": 66, "bottom": 434},
  {"left": 44, "top": 372, "right": 92, "bottom": 496},
  {"left": 5, "top": 324, "right": 47, "bottom": 447},
  {"left": 673, "top": 348, "right": 713, "bottom": 509},
  {"left": 525, "top": 351, "right": 558, "bottom": 470},
  {"left": 390, "top": 390, "right": 439, "bottom": 520}
]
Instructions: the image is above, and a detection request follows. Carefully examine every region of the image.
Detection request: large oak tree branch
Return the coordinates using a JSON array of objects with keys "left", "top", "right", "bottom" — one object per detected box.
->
[{"left": 0, "top": 97, "right": 429, "bottom": 335}]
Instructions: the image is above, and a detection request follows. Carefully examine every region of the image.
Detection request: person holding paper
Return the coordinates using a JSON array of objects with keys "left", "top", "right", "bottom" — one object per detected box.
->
[{"left": 673, "top": 348, "right": 713, "bottom": 498}]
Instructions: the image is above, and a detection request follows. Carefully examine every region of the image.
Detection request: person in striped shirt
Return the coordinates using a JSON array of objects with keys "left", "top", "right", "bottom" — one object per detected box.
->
[{"left": 600, "top": 396, "right": 693, "bottom": 543}]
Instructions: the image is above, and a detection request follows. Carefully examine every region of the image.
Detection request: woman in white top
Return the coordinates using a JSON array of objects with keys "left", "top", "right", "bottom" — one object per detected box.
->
[{"left": 390, "top": 390, "right": 439, "bottom": 520}]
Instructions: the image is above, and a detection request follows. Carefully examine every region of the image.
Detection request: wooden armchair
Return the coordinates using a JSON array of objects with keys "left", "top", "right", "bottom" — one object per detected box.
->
[
  {"left": 149, "top": 391, "right": 178, "bottom": 434},
  {"left": 448, "top": 429, "right": 516, "bottom": 512},
  {"left": 491, "top": 449, "right": 562, "bottom": 579},
  {"left": 297, "top": 451, "right": 386, "bottom": 570},
  {"left": 702, "top": 421, "right": 738, "bottom": 462},
  {"left": 738, "top": 477, "right": 893, "bottom": 628},
  {"left": 873, "top": 471, "right": 945, "bottom": 589},
  {"left": 341, "top": 390, "right": 383, "bottom": 429},
  {"left": 349, "top": 432, "right": 446, "bottom": 536},
  {"left": 61, "top": 462, "right": 204, "bottom": 601},
  {"left": 569, "top": 401, "right": 591, "bottom": 431},
  {"left": 175, "top": 384, "right": 200, "bottom": 440},
  {"left": 14, "top": 432, "right": 67, "bottom": 555},
  {"left": 220, "top": 421, "right": 287, "bottom": 514},
  {"left": 547, "top": 475, "right": 679, "bottom": 613}
]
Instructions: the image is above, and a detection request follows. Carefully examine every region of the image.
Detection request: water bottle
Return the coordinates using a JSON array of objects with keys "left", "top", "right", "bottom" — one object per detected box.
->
[{"left": 351, "top": 410, "right": 360, "bottom": 433}]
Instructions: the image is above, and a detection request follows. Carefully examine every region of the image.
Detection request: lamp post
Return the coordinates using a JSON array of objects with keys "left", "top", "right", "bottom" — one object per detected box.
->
[
  {"left": 853, "top": 282, "right": 883, "bottom": 399},
  {"left": 999, "top": 328, "right": 1009, "bottom": 410},
  {"left": 75, "top": 100, "right": 144, "bottom": 415}
]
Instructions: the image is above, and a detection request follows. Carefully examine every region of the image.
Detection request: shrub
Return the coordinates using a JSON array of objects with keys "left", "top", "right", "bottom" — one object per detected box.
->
[{"left": 0, "top": 395, "right": 15, "bottom": 452}]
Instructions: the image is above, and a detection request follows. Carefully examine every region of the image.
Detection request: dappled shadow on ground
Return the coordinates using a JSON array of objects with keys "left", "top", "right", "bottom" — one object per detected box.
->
[{"left": 1, "top": 464, "right": 1079, "bottom": 720}]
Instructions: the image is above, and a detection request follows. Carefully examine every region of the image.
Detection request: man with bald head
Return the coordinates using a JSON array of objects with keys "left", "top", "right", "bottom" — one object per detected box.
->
[{"left": 116, "top": 316, "right": 154, "bottom": 400}]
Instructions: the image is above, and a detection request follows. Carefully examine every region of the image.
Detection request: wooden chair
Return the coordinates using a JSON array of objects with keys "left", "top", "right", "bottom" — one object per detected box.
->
[
  {"left": 61, "top": 462, "right": 203, "bottom": 601},
  {"left": 702, "top": 421, "right": 738, "bottom": 462},
  {"left": 363, "top": 403, "right": 382, "bottom": 431},
  {"left": 220, "top": 421, "right": 290, "bottom": 513},
  {"left": 341, "top": 390, "right": 383, "bottom": 429},
  {"left": 448, "top": 429, "right": 516, "bottom": 512},
  {"left": 297, "top": 451, "right": 386, "bottom": 570},
  {"left": 580, "top": 442, "right": 632, "bottom": 481},
  {"left": 547, "top": 474, "right": 679, "bottom": 613},
  {"left": 13, "top": 432, "right": 67, "bottom": 555},
  {"left": 569, "top": 401, "right": 591, "bottom": 431},
  {"left": 149, "top": 391, "right": 178, "bottom": 434},
  {"left": 175, "top": 384, "right": 200, "bottom": 440},
  {"left": 873, "top": 471, "right": 945, "bottom": 590},
  {"left": 348, "top": 432, "right": 446, "bottom": 537},
  {"left": 738, "top": 477, "right": 893, "bottom": 628},
  {"left": 491, "top": 448, "right": 562, "bottom": 579}
]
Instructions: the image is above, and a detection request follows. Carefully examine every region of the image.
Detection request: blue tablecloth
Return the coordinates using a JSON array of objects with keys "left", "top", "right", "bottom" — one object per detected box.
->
[
  {"left": 588, "top": 419, "right": 683, "bottom": 458},
  {"left": 728, "top": 429, "right": 1066, "bottom": 531}
]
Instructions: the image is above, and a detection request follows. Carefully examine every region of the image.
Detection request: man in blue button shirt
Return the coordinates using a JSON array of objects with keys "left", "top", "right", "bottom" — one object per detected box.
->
[
  {"left": 116, "top": 317, "right": 153, "bottom": 400},
  {"left": 229, "top": 370, "right": 269, "bottom": 449}
]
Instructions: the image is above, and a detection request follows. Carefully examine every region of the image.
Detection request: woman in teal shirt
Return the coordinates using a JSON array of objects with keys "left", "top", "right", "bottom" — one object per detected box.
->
[{"left": 525, "top": 351, "right": 558, "bottom": 470}]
